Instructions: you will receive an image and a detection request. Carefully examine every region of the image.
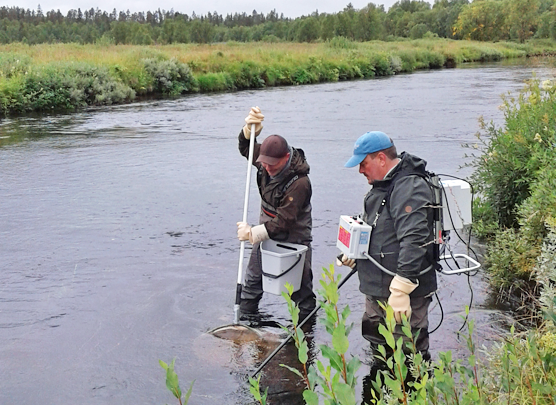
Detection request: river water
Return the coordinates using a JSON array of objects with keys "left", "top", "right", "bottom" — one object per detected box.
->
[{"left": 1, "top": 57, "right": 555, "bottom": 405}]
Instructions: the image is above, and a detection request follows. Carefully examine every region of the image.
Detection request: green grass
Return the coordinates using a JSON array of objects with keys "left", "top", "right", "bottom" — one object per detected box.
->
[{"left": 1, "top": 39, "right": 556, "bottom": 115}]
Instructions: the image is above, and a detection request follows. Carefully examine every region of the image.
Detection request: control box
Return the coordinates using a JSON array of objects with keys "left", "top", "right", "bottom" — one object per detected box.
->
[
  {"left": 440, "top": 179, "right": 472, "bottom": 231},
  {"left": 336, "top": 215, "right": 373, "bottom": 259}
]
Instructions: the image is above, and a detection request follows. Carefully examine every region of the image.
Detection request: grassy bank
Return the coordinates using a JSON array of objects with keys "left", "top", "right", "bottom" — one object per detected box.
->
[{"left": 1, "top": 38, "right": 556, "bottom": 116}]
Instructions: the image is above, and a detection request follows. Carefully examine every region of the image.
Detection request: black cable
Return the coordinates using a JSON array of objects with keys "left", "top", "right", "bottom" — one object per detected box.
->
[{"left": 429, "top": 292, "right": 444, "bottom": 334}]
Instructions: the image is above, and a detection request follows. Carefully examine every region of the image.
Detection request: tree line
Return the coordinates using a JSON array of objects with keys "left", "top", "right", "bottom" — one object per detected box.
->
[{"left": 0, "top": 0, "right": 555, "bottom": 45}]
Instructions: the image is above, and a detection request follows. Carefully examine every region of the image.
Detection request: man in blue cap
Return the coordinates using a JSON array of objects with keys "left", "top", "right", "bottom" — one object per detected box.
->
[{"left": 338, "top": 131, "right": 438, "bottom": 363}]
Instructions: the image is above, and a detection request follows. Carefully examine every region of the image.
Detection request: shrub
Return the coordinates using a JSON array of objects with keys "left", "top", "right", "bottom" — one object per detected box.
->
[
  {"left": 0, "top": 74, "right": 27, "bottom": 113},
  {"left": 7, "top": 62, "right": 136, "bottom": 112},
  {"left": 0, "top": 52, "right": 31, "bottom": 78},
  {"left": 369, "top": 52, "right": 394, "bottom": 76},
  {"left": 468, "top": 77, "right": 556, "bottom": 307},
  {"left": 142, "top": 58, "right": 198, "bottom": 95},
  {"left": 534, "top": 222, "right": 556, "bottom": 311},
  {"left": 228, "top": 60, "right": 265, "bottom": 89},
  {"left": 196, "top": 72, "right": 234, "bottom": 92},
  {"left": 470, "top": 78, "right": 556, "bottom": 231}
]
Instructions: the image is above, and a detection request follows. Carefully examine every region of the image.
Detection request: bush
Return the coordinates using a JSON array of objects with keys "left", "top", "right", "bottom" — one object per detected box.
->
[
  {"left": 227, "top": 60, "right": 265, "bottom": 89},
  {"left": 196, "top": 72, "right": 234, "bottom": 92},
  {"left": 469, "top": 77, "right": 556, "bottom": 305},
  {"left": 0, "top": 52, "right": 31, "bottom": 78},
  {"left": 1, "top": 62, "right": 135, "bottom": 112},
  {"left": 142, "top": 58, "right": 198, "bottom": 95},
  {"left": 470, "top": 78, "right": 556, "bottom": 231}
]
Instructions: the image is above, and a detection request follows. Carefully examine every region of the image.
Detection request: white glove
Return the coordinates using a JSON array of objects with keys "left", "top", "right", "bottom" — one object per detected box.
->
[
  {"left": 387, "top": 275, "right": 418, "bottom": 324},
  {"left": 335, "top": 254, "right": 356, "bottom": 269},
  {"left": 237, "top": 222, "right": 251, "bottom": 241},
  {"left": 237, "top": 222, "right": 269, "bottom": 244},
  {"left": 242, "top": 106, "right": 264, "bottom": 139}
]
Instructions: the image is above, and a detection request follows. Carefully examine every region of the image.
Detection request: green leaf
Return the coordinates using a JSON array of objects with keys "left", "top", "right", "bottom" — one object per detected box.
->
[
  {"left": 532, "top": 382, "right": 554, "bottom": 395},
  {"left": 316, "top": 359, "right": 326, "bottom": 376},
  {"left": 291, "top": 305, "right": 299, "bottom": 325},
  {"left": 345, "top": 322, "right": 355, "bottom": 337},
  {"left": 346, "top": 356, "right": 362, "bottom": 376},
  {"left": 341, "top": 305, "right": 351, "bottom": 321},
  {"left": 280, "top": 363, "right": 305, "bottom": 379},
  {"left": 303, "top": 389, "right": 319, "bottom": 405},
  {"left": 162, "top": 359, "right": 181, "bottom": 399},
  {"left": 332, "top": 381, "right": 356, "bottom": 405},
  {"left": 320, "top": 344, "right": 344, "bottom": 372},
  {"left": 307, "top": 364, "right": 320, "bottom": 390},
  {"left": 378, "top": 323, "right": 395, "bottom": 349},
  {"left": 401, "top": 324, "right": 412, "bottom": 339},
  {"left": 248, "top": 377, "right": 262, "bottom": 401},
  {"left": 183, "top": 380, "right": 195, "bottom": 404},
  {"left": 298, "top": 339, "right": 309, "bottom": 364},
  {"left": 332, "top": 323, "right": 349, "bottom": 354},
  {"left": 284, "top": 282, "right": 294, "bottom": 295}
]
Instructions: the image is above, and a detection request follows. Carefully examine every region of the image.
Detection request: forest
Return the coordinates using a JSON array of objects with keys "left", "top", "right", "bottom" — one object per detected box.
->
[{"left": 0, "top": 0, "right": 555, "bottom": 45}]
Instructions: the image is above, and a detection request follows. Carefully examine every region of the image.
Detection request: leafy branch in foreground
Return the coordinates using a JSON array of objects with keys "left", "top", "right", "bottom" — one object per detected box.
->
[
  {"left": 259, "top": 264, "right": 556, "bottom": 404},
  {"left": 276, "top": 264, "right": 361, "bottom": 405},
  {"left": 159, "top": 359, "right": 194, "bottom": 405}
]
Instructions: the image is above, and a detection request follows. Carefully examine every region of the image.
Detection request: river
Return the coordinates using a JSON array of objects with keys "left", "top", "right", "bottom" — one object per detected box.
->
[{"left": 1, "top": 57, "right": 555, "bottom": 405}]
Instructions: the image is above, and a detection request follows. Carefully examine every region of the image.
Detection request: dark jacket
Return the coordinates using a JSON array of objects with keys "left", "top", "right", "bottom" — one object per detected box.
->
[
  {"left": 356, "top": 152, "right": 438, "bottom": 297},
  {"left": 238, "top": 131, "right": 312, "bottom": 245}
]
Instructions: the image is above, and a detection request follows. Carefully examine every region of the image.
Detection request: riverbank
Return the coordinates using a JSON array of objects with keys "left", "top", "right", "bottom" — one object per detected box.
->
[{"left": 1, "top": 38, "right": 556, "bottom": 116}]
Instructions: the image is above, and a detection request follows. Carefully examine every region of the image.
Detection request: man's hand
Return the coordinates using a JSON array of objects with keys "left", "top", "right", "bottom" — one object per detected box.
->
[
  {"left": 237, "top": 222, "right": 269, "bottom": 244},
  {"left": 387, "top": 275, "right": 418, "bottom": 324},
  {"left": 237, "top": 222, "right": 251, "bottom": 241},
  {"left": 335, "top": 254, "right": 356, "bottom": 269},
  {"left": 242, "top": 106, "right": 264, "bottom": 139}
]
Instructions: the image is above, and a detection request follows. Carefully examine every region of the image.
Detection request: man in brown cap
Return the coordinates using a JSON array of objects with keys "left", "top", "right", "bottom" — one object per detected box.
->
[{"left": 236, "top": 107, "right": 316, "bottom": 318}]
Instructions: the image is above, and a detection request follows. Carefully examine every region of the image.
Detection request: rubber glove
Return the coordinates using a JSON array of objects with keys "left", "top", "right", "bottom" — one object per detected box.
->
[
  {"left": 387, "top": 275, "right": 418, "bottom": 324},
  {"left": 242, "top": 106, "right": 264, "bottom": 139},
  {"left": 335, "top": 254, "right": 356, "bottom": 269},
  {"left": 237, "top": 222, "right": 269, "bottom": 244}
]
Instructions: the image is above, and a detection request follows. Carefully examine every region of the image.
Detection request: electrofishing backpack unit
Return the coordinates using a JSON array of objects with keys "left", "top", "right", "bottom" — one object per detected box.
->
[{"left": 336, "top": 171, "right": 480, "bottom": 275}]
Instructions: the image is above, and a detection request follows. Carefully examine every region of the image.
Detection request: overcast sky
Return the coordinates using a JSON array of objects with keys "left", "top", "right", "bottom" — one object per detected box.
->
[{"left": 9, "top": 0, "right": 433, "bottom": 18}]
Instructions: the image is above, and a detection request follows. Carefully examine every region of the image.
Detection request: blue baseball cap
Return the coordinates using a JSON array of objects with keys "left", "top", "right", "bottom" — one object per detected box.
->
[{"left": 344, "top": 131, "right": 394, "bottom": 168}]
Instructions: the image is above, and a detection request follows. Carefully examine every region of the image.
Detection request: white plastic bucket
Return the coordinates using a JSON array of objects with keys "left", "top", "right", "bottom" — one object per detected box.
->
[{"left": 260, "top": 240, "right": 308, "bottom": 296}]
